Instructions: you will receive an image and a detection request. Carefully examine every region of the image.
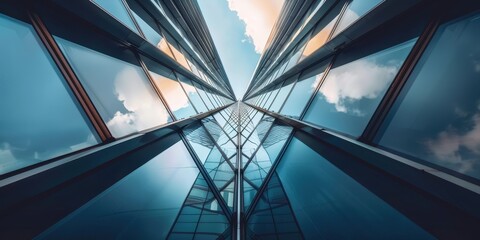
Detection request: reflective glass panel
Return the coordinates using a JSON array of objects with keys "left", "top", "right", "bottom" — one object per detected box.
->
[
  {"left": 142, "top": 57, "right": 197, "bottom": 119},
  {"left": 158, "top": 38, "right": 175, "bottom": 59},
  {"left": 194, "top": 82, "right": 215, "bottom": 110},
  {"left": 56, "top": 37, "right": 171, "bottom": 138},
  {"left": 300, "top": 2, "right": 345, "bottom": 60},
  {"left": 332, "top": 0, "right": 383, "bottom": 37},
  {"left": 131, "top": 12, "right": 163, "bottom": 46},
  {"left": 92, "top": 0, "right": 139, "bottom": 34},
  {"left": 281, "top": 61, "right": 329, "bottom": 118},
  {"left": 169, "top": 44, "right": 191, "bottom": 70},
  {"left": 0, "top": 14, "right": 100, "bottom": 174},
  {"left": 37, "top": 140, "right": 199, "bottom": 239},
  {"left": 177, "top": 75, "right": 208, "bottom": 113},
  {"left": 376, "top": 14, "right": 480, "bottom": 179},
  {"left": 276, "top": 137, "right": 433, "bottom": 239},
  {"left": 269, "top": 80, "right": 296, "bottom": 112},
  {"left": 304, "top": 38, "right": 416, "bottom": 137}
]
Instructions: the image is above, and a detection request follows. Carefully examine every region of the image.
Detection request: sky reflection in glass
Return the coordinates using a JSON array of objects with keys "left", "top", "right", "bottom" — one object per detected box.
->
[
  {"left": 303, "top": 38, "right": 416, "bottom": 137},
  {"left": 37, "top": 140, "right": 199, "bottom": 239},
  {"left": 376, "top": 13, "right": 480, "bottom": 179},
  {"left": 56, "top": 37, "right": 171, "bottom": 138},
  {"left": 276, "top": 137, "right": 433, "bottom": 239},
  {"left": 0, "top": 14, "right": 99, "bottom": 174}
]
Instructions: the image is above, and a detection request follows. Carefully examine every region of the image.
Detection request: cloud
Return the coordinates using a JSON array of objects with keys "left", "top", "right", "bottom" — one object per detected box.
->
[
  {"left": 425, "top": 112, "right": 480, "bottom": 173},
  {"left": 107, "top": 68, "right": 170, "bottom": 138},
  {"left": 318, "top": 59, "right": 398, "bottom": 115},
  {"left": 227, "top": 0, "right": 284, "bottom": 53}
]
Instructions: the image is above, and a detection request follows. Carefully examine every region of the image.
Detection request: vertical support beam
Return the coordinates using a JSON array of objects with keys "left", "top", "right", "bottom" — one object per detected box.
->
[{"left": 234, "top": 102, "right": 244, "bottom": 239}]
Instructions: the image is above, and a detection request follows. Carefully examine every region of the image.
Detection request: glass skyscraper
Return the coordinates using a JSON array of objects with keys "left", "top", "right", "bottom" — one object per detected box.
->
[{"left": 1, "top": 0, "right": 480, "bottom": 239}]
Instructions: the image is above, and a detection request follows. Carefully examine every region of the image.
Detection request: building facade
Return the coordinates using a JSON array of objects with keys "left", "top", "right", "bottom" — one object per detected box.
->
[{"left": 1, "top": 0, "right": 480, "bottom": 239}]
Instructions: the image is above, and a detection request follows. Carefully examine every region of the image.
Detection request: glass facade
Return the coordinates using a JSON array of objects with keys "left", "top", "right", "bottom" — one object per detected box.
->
[{"left": 1, "top": 0, "right": 479, "bottom": 239}]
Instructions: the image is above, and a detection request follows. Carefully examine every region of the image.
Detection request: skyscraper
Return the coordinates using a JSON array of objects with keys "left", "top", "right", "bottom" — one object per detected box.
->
[{"left": 1, "top": 0, "right": 480, "bottom": 239}]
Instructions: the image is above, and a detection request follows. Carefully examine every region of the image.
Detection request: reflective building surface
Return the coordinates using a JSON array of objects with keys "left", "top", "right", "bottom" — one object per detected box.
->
[{"left": 1, "top": 0, "right": 480, "bottom": 239}]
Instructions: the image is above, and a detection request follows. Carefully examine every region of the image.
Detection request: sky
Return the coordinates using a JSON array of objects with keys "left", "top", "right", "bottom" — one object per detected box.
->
[{"left": 197, "top": 0, "right": 284, "bottom": 100}]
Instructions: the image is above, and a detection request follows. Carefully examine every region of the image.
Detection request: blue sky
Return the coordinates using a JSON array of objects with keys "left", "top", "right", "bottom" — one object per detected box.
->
[{"left": 198, "top": 0, "right": 283, "bottom": 100}]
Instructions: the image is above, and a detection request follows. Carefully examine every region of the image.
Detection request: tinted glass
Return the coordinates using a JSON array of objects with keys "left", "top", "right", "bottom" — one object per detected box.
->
[
  {"left": 376, "top": 14, "right": 480, "bottom": 179},
  {"left": 143, "top": 58, "right": 197, "bottom": 119},
  {"left": 281, "top": 61, "right": 329, "bottom": 118},
  {"left": 194, "top": 82, "right": 215, "bottom": 110},
  {"left": 37, "top": 140, "right": 199, "bottom": 239},
  {"left": 177, "top": 75, "right": 208, "bottom": 113},
  {"left": 300, "top": 6, "right": 341, "bottom": 61},
  {"left": 269, "top": 80, "right": 296, "bottom": 112},
  {"left": 0, "top": 14, "right": 100, "bottom": 174},
  {"left": 303, "top": 39, "right": 416, "bottom": 137},
  {"left": 92, "top": 0, "right": 139, "bottom": 34},
  {"left": 56, "top": 37, "right": 171, "bottom": 138},
  {"left": 276, "top": 137, "right": 433, "bottom": 239},
  {"left": 131, "top": 12, "right": 163, "bottom": 46},
  {"left": 332, "top": 0, "right": 383, "bottom": 37}
]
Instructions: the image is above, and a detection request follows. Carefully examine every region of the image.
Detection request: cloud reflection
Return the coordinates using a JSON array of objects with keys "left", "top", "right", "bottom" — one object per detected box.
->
[
  {"left": 425, "top": 111, "right": 480, "bottom": 173},
  {"left": 319, "top": 59, "right": 398, "bottom": 114},
  {"left": 107, "top": 68, "right": 170, "bottom": 137}
]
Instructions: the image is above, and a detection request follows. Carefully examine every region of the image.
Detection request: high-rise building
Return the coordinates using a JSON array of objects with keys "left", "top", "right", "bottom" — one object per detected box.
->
[{"left": 1, "top": 0, "right": 480, "bottom": 239}]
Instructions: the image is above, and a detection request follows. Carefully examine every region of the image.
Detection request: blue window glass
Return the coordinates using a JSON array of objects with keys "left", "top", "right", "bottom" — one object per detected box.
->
[
  {"left": 141, "top": 56, "right": 197, "bottom": 120},
  {"left": 37, "top": 140, "right": 199, "bottom": 239},
  {"left": 193, "top": 82, "right": 215, "bottom": 110},
  {"left": 56, "top": 37, "right": 171, "bottom": 138},
  {"left": 303, "top": 38, "right": 416, "bottom": 137},
  {"left": 131, "top": 12, "right": 163, "bottom": 46},
  {"left": 269, "top": 80, "right": 296, "bottom": 113},
  {"left": 177, "top": 75, "right": 208, "bottom": 113},
  {"left": 281, "top": 60, "right": 329, "bottom": 118},
  {"left": 332, "top": 0, "right": 383, "bottom": 37},
  {"left": 91, "top": 0, "right": 140, "bottom": 34},
  {"left": 276, "top": 137, "right": 433, "bottom": 239},
  {"left": 0, "top": 14, "right": 100, "bottom": 175},
  {"left": 244, "top": 123, "right": 293, "bottom": 188},
  {"left": 376, "top": 13, "right": 480, "bottom": 180}
]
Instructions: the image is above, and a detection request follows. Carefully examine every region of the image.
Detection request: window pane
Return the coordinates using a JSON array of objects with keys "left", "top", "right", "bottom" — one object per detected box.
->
[
  {"left": 303, "top": 38, "right": 416, "bottom": 137},
  {"left": 177, "top": 75, "right": 208, "bottom": 113},
  {"left": 269, "top": 80, "right": 296, "bottom": 112},
  {"left": 37, "top": 140, "right": 199, "bottom": 239},
  {"left": 300, "top": 9, "right": 340, "bottom": 61},
  {"left": 332, "top": 0, "right": 383, "bottom": 37},
  {"left": 281, "top": 61, "right": 329, "bottom": 118},
  {"left": 91, "top": 0, "right": 139, "bottom": 34},
  {"left": 131, "top": 12, "right": 163, "bottom": 46},
  {"left": 276, "top": 138, "right": 433, "bottom": 239},
  {"left": 193, "top": 82, "right": 215, "bottom": 110},
  {"left": 0, "top": 14, "right": 100, "bottom": 174},
  {"left": 141, "top": 56, "right": 197, "bottom": 119},
  {"left": 376, "top": 14, "right": 480, "bottom": 179},
  {"left": 56, "top": 37, "right": 171, "bottom": 138}
]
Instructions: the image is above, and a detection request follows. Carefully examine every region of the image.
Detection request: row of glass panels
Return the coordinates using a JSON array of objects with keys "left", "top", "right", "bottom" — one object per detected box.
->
[
  {"left": 247, "top": 12, "right": 480, "bottom": 181},
  {"left": 250, "top": 0, "right": 384, "bottom": 95},
  {"left": 35, "top": 134, "right": 231, "bottom": 239},
  {"left": 91, "top": 0, "right": 228, "bottom": 94},
  {"left": 0, "top": 11, "right": 232, "bottom": 176},
  {"left": 214, "top": 103, "right": 434, "bottom": 238}
]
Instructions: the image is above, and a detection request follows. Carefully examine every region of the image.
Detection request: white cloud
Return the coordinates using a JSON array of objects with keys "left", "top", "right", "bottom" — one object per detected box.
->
[
  {"left": 227, "top": 0, "right": 284, "bottom": 53},
  {"left": 319, "top": 59, "right": 398, "bottom": 114},
  {"left": 107, "top": 68, "right": 170, "bottom": 138},
  {"left": 425, "top": 113, "right": 480, "bottom": 173}
]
